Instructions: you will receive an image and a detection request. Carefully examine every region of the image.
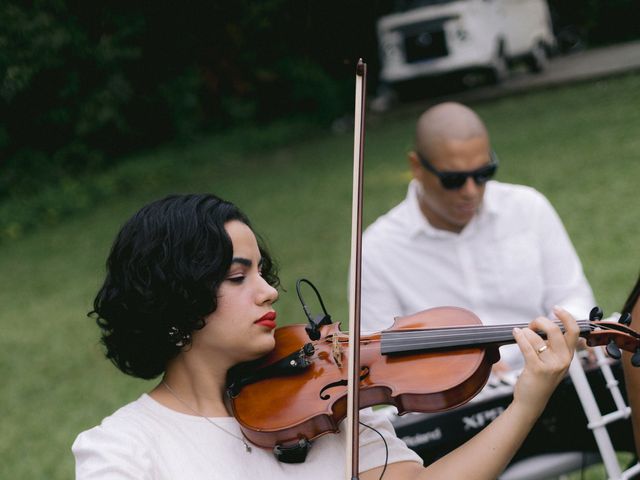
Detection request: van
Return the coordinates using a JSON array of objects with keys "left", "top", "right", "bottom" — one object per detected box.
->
[{"left": 377, "top": 0, "right": 556, "bottom": 88}]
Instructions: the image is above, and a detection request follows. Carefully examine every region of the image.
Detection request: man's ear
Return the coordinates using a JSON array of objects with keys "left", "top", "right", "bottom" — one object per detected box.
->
[{"left": 408, "top": 151, "right": 422, "bottom": 179}]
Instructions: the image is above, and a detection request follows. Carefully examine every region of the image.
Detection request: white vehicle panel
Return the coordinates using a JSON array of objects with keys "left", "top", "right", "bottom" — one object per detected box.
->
[{"left": 377, "top": 0, "right": 555, "bottom": 84}]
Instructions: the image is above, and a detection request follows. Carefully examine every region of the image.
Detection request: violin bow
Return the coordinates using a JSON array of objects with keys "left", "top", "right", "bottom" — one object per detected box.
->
[{"left": 346, "top": 58, "right": 367, "bottom": 480}]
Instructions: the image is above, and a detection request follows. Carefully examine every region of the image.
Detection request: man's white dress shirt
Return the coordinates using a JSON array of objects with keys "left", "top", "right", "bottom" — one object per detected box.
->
[{"left": 361, "top": 180, "right": 595, "bottom": 368}]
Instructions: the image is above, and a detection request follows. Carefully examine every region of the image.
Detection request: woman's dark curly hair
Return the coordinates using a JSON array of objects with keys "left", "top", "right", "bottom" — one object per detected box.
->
[{"left": 90, "top": 194, "right": 279, "bottom": 379}]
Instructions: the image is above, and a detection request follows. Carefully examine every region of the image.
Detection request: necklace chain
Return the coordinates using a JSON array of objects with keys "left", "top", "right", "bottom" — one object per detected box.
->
[{"left": 162, "top": 380, "right": 252, "bottom": 453}]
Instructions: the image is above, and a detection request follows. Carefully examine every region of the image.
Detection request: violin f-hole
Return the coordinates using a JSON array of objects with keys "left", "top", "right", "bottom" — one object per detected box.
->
[{"left": 319, "top": 367, "right": 370, "bottom": 400}]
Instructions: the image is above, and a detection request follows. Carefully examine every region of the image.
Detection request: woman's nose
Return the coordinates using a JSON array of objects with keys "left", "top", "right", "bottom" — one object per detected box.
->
[{"left": 258, "top": 277, "right": 279, "bottom": 304}]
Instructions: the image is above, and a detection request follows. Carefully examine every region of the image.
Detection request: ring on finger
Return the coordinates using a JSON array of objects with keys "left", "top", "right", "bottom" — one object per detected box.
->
[{"left": 536, "top": 344, "right": 548, "bottom": 355}]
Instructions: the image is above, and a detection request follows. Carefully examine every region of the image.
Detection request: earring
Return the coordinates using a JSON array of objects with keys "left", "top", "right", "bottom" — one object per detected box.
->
[{"left": 168, "top": 326, "right": 191, "bottom": 347}]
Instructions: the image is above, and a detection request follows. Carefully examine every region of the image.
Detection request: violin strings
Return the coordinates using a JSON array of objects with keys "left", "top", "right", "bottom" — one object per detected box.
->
[
  {"left": 380, "top": 320, "right": 593, "bottom": 349},
  {"left": 333, "top": 320, "right": 629, "bottom": 347},
  {"left": 300, "top": 320, "right": 631, "bottom": 376},
  {"left": 313, "top": 319, "right": 633, "bottom": 357},
  {"left": 382, "top": 319, "right": 591, "bottom": 336}
]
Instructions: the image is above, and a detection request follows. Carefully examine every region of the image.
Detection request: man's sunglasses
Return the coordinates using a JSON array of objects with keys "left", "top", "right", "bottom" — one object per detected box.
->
[{"left": 416, "top": 151, "right": 499, "bottom": 190}]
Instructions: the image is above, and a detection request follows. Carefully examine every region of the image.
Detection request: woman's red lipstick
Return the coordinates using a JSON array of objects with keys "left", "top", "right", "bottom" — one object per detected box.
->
[{"left": 255, "top": 311, "right": 277, "bottom": 329}]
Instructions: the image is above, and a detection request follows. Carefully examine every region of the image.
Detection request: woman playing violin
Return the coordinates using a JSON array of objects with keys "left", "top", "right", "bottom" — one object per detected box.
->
[{"left": 73, "top": 193, "right": 580, "bottom": 479}]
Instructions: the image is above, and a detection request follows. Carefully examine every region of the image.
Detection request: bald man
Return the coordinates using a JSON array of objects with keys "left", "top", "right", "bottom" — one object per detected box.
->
[{"left": 361, "top": 102, "right": 595, "bottom": 371}]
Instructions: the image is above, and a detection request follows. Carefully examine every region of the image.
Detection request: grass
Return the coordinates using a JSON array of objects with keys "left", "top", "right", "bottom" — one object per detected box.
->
[
  {"left": 567, "top": 454, "right": 637, "bottom": 479},
  {"left": 1, "top": 73, "right": 639, "bottom": 479}
]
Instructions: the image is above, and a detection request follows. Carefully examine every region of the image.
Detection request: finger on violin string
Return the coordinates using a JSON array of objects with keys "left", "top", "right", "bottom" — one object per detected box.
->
[
  {"left": 512, "top": 327, "right": 543, "bottom": 363},
  {"left": 528, "top": 315, "right": 566, "bottom": 354},
  {"left": 552, "top": 306, "right": 580, "bottom": 349}
]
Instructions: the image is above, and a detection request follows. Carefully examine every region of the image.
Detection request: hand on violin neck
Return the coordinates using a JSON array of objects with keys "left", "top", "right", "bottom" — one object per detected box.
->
[{"left": 511, "top": 307, "right": 579, "bottom": 417}]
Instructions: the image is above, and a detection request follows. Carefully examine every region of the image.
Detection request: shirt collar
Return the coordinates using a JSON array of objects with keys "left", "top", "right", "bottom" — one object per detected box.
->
[
  {"left": 405, "top": 179, "right": 499, "bottom": 238},
  {"left": 480, "top": 181, "right": 500, "bottom": 216}
]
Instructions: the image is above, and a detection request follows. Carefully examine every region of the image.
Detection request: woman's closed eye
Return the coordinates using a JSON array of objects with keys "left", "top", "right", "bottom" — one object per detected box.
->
[{"left": 226, "top": 275, "right": 245, "bottom": 284}]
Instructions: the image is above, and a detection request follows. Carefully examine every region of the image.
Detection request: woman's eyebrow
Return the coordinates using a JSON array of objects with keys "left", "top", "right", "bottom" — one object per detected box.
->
[{"left": 231, "top": 257, "right": 252, "bottom": 267}]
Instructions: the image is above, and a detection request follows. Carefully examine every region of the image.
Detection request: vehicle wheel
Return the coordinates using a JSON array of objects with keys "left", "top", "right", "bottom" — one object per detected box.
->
[
  {"left": 526, "top": 41, "right": 548, "bottom": 73},
  {"left": 489, "top": 42, "right": 508, "bottom": 84},
  {"left": 461, "top": 70, "right": 486, "bottom": 88},
  {"left": 556, "top": 26, "right": 586, "bottom": 54}
]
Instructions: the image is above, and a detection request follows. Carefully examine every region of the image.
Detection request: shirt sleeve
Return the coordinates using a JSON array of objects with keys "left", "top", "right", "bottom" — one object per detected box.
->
[
  {"left": 535, "top": 193, "right": 596, "bottom": 318},
  {"left": 72, "top": 421, "right": 153, "bottom": 480},
  {"left": 358, "top": 408, "right": 423, "bottom": 473}
]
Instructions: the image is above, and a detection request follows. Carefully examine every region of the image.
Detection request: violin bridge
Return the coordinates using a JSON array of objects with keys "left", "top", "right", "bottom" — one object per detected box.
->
[{"left": 332, "top": 335, "right": 343, "bottom": 368}]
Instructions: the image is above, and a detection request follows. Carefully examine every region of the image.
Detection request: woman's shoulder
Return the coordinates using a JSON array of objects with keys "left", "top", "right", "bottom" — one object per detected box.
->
[
  {"left": 79, "top": 394, "right": 154, "bottom": 434},
  {"left": 72, "top": 395, "right": 159, "bottom": 478}
]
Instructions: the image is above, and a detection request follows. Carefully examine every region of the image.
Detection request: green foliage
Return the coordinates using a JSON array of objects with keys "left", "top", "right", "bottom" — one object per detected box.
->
[
  {"left": 588, "top": 0, "right": 640, "bottom": 44},
  {"left": 0, "top": 1, "right": 142, "bottom": 199},
  {"left": 0, "top": 0, "right": 395, "bottom": 203},
  {"left": 0, "top": 0, "right": 379, "bottom": 239},
  {"left": 549, "top": 0, "right": 640, "bottom": 47}
]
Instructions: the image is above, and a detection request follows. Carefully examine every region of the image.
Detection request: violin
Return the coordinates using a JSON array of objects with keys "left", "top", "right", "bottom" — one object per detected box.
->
[{"left": 226, "top": 306, "right": 640, "bottom": 454}]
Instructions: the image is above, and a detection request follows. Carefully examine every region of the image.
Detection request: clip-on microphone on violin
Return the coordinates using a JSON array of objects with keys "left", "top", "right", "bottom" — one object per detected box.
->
[{"left": 296, "top": 278, "right": 333, "bottom": 341}]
